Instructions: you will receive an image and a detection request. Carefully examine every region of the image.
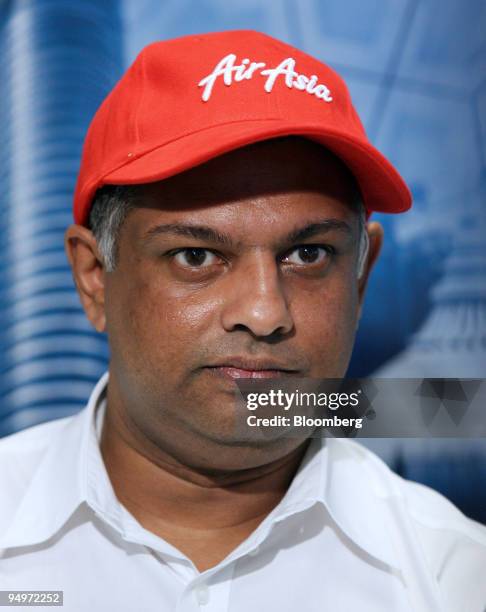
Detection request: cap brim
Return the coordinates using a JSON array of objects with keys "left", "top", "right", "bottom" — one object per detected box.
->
[{"left": 100, "top": 119, "right": 411, "bottom": 216}]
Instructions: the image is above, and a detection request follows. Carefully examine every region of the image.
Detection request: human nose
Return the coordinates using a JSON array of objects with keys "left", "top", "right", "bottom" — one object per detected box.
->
[{"left": 220, "top": 253, "right": 294, "bottom": 338}]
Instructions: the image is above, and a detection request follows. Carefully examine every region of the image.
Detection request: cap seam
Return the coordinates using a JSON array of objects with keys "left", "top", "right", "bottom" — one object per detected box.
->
[
  {"left": 95, "top": 116, "right": 283, "bottom": 185},
  {"left": 104, "top": 123, "right": 411, "bottom": 202}
]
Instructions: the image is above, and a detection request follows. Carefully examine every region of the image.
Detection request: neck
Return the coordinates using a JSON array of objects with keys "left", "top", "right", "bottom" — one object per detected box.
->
[{"left": 99, "top": 393, "right": 310, "bottom": 570}]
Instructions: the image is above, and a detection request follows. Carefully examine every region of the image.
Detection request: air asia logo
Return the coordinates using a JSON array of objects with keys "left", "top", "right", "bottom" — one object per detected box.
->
[{"left": 198, "top": 53, "right": 333, "bottom": 103}]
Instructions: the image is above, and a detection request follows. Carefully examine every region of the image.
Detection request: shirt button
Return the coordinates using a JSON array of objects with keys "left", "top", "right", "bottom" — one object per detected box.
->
[{"left": 195, "top": 584, "right": 210, "bottom": 606}]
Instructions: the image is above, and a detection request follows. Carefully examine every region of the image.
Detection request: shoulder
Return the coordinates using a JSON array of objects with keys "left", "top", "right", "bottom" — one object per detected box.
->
[
  {"left": 0, "top": 416, "right": 74, "bottom": 521},
  {"left": 0, "top": 415, "right": 73, "bottom": 457},
  {"left": 332, "top": 438, "right": 486, "bottom": 608},
  {"left": 335, "top": 438, "right": 486, "bottom": 545},
  {"left": 394, "top": 469, "right": 486, "bottom": 608}
]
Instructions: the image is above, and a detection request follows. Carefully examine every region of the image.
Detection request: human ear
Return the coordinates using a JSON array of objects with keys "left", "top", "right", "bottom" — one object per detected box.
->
[
  {"left": 356, "top": 221, "right": 384, "bottom": 323},
  {"left": 64, "top": 224, "right": 106, "bottom": 332}
]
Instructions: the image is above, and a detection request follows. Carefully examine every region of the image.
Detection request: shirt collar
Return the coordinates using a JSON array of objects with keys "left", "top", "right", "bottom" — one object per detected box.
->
[
  {"left": 322, "top": 436, "right": 402, "bottom": 571},
  {"left": 0, "top": 372, "right": 401, "bottom": 571},
  {"left": 225, "top": 434, "right": 401, "bottom": 571}
]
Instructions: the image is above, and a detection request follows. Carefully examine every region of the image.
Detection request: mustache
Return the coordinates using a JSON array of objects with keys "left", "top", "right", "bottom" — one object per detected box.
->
[{"left": 194, "top": 343, "right": 309, "bottom": 372}]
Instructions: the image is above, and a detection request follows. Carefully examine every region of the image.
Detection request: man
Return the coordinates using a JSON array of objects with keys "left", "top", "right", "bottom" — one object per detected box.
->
[{"left": 0, "top": 30, "right": 485, "bottom": 612}]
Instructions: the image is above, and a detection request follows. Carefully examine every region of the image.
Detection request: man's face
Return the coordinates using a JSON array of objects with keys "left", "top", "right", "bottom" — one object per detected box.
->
[{"left": 67, "top": 137, "right": 382, "bottom": 471}]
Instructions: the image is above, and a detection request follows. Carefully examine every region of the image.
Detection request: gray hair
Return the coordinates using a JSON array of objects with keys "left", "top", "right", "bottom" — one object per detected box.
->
[
  {"left": 356, "top": 206, "right": 370, "bottom": 279},
  {"left": 88, "top": 185, "right": 138, "bottom": 272},
  {"left": 88, "top": 184, "right": 369, "bottom": 277}
]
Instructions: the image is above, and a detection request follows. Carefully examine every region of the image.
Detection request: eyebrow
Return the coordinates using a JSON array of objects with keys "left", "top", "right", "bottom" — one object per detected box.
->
[
  {"left": 286, "top": 220, "right": 352, "bottom": 243},
  {"left": 142, "top": 219, "right": 352, "bottom": 249},
  {"left": 143, "top": 223, "right": 235, "bottom": 246}
]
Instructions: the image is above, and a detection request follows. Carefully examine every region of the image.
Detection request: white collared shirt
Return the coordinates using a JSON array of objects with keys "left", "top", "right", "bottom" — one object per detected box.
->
[{"left": 0, "top": 372, "right": 485, "bottom": 612}]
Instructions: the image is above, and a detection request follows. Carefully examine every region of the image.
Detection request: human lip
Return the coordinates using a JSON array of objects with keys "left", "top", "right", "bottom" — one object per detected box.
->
[{"left": 204, "top": 357, "right": 300, "bottom": 380}]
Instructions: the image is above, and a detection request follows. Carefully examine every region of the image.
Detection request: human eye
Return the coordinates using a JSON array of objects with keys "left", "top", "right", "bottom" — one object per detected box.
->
[
  {"left": 281, "top": 244, "right": 334, "bottom": 267},
  {"left": 170, "top": 247, "right": 222, "bottom": 269}
]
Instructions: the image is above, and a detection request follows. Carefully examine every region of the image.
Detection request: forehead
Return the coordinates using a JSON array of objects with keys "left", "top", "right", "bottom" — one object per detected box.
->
[{"left": 124, "top": 136, "right": 361, "bottom": 237}]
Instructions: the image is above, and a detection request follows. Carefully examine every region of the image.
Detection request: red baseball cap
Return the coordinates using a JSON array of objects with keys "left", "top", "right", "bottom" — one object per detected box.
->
[{"left": 73, "top": 30, "right": 412, "bottom": 226}]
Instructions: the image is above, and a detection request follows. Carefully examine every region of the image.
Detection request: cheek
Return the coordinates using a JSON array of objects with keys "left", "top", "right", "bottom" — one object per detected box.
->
[
  {"left": 290, "top": 276, "right": 359, "bottom": 375},
  {"left": 106, "top": 271, "right": 220, "bottom": 374}
]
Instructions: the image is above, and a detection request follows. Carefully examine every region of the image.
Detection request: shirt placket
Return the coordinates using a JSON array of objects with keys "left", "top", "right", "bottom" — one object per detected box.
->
[{"left": 176, "top": 564, "right": 235, "bottom": 612}]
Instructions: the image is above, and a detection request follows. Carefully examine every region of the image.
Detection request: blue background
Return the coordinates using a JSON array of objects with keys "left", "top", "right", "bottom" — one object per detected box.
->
[{"left": 0, "top": 0, "right": 485, "bottom": 522}]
